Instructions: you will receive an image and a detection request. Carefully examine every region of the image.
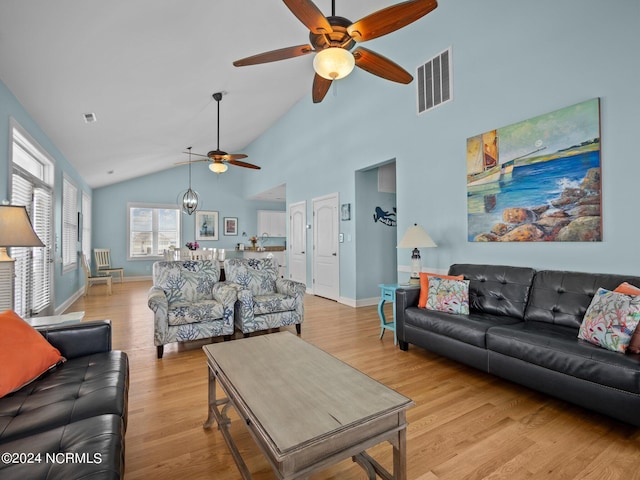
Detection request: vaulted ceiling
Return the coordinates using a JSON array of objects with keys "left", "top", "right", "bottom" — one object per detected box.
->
[{"left": 0, "top": 0, "right": 400, "bottom": 188}]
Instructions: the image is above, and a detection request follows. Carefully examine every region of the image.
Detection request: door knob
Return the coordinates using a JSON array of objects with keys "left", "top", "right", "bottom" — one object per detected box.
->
[{"left": 332, "top": 253, "right": 337, "bottom": 256}]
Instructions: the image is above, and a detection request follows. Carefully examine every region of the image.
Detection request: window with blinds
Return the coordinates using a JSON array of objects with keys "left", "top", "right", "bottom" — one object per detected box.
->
[
  {"left": 82, "top": 191, "right": 91, "bottom": 265},
  {"left": 128, "top": 203, "right": 180, "bottom": 260},
  {"left": 62, "top": 176, "right": 78, "bottom": 271},
  {"left": 11, "top": 121, "right": 54, "bottom": 317}
]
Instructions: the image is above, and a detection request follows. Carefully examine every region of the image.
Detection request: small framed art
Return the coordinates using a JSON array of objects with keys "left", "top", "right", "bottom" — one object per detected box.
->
[
  {"left": 195, "top": 211, "right": 218, "bottom": 241},
  {"left": 224, "top": 217, "right": 238, "bottom": 236}
]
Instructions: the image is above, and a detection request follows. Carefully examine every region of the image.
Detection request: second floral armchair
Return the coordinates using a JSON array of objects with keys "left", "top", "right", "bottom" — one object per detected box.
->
[{"left": 224, "top": 257, "right": 306, "bottom": 336}]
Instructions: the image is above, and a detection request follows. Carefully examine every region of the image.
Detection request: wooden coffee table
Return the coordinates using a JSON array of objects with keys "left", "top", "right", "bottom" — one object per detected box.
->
[{"left": 203, "top": 332, "right": 414, "bottom": 479}]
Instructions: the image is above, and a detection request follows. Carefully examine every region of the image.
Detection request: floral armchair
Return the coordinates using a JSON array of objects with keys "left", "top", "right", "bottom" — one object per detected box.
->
[
  {"left": 148, "top": 260, "right": 235, "bottom": 358},
  {"left": 224, "top": 257, "right": 306, "bottom": 336}
]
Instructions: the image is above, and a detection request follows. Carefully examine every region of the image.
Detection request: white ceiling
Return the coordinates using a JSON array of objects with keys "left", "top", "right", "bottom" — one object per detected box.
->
[{"left": 0, "top": 0, "right": 399, "bottom": 189}]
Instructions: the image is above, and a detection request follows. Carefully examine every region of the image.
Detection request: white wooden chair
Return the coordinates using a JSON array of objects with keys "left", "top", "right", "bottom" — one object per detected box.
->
[
  {"left": 94, "top": 248, "right": 124, "bottom": 283},
  {"left": 82, "top": 255, "right": 112, "bottom": 295}
]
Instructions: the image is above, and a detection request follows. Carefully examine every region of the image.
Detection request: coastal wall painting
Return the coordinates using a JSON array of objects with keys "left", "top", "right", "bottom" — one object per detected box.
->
[{"left": 467, "top": 98, "right": 601, "bottom": 242}]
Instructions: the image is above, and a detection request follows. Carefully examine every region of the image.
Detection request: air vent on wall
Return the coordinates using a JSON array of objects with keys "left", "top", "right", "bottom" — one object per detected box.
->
[
  {"left": 417, "top": 47, "right": 452, "bottom": 114},
  {"left": 83, "top": 113, "right": 97, "bottom": 123}
]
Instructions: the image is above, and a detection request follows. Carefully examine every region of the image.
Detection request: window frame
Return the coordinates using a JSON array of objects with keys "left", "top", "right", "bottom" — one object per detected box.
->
[
  {"left": 127, "top": 202, "right": 181, "bottom": 261},
  {"left": 62, "top": 174, "right": 78, "bottom": 272}
]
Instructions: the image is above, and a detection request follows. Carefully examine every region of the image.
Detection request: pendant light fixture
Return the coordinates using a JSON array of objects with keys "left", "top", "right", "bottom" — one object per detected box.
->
[{"left": 181, "top": 147, "right": 199, "bottom": 215}]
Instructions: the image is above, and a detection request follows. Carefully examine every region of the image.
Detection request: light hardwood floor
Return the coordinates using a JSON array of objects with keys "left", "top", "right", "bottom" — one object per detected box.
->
[{"left": 69, "top": 281, "right": 640, "bottom": 479}]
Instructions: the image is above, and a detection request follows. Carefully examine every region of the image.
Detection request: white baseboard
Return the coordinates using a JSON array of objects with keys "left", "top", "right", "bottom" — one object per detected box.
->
[{"left": 55, "top": 288, "right": 84, "bottom": 315}]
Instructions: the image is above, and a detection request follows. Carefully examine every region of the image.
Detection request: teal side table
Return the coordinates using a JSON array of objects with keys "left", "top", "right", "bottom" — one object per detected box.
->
[{"left": 378, "top": 284, "right": 403, "bottom": 344}]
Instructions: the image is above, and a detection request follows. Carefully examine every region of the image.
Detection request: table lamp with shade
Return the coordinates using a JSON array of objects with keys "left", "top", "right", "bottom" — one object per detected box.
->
[
  {"left": 0, "top": 205, "right": 45, "bottom": 311},
  {"left": 397, "top": 223, "right": 437, "bottom": 285}
]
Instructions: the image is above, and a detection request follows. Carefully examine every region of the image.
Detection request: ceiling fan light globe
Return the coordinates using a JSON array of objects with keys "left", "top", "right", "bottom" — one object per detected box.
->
[
  {"left": 209, "top": 162, "right": 229, "bottom": 174},
  {"left": 313, "top": 47, "right": 355, "bottom": 80}
]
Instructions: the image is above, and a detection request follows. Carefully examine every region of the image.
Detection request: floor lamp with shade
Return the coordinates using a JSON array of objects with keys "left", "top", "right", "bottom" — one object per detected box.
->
[
  {"left": 397, "top": 223, "right": 437, "bottom": 285},
  {"left": 0, "top": 205, "right": 45, "bottom": 311}
]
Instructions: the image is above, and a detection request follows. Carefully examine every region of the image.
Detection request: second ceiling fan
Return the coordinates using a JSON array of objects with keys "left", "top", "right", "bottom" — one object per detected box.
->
[
  {"left": 233, "top": 0, "right": 438, "bottom": 103},
  {"left": 179, "top": 92, "right": 261, "bottom": 173}
]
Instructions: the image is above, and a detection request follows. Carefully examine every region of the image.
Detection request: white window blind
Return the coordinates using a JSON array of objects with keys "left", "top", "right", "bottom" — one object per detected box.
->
[
  {"left": 11, "top": 175, "right": 52, "bottom": 316},
  {"left": 11, "top": 121, "right": 54, "bottom": 317},
  {"left": 82, "top": 191, "right": 91, "bottom": 265},
  {"left": 62, "top": 176, "right": 78, "bottom": 271}
]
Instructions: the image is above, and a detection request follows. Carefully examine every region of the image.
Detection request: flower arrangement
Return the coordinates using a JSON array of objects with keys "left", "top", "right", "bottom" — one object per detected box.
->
[
  {"left": 249, "top": 236, "right": 258, "bottom": 246},
  {"left": 185, "top": 241, "right": 199, "bottom": 251}
]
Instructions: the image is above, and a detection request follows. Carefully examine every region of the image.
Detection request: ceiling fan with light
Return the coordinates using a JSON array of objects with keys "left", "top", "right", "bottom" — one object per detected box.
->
[
  {"left": 233, "top": 0, "right": 438, "bottom": 103},
  {"left": 177, "top": 92, "right": 261, "bottom": 173}
]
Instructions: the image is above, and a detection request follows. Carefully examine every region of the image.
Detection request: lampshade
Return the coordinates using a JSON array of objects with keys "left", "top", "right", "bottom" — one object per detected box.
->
[
  {"left": 0, "top": 205, "right": 44, "bottom": 311},
  {"left": 313, "top": 47, "right": 355, "bottom": 80},
  {"left": 0, "top": 205, "right": 44, "bottom": 248},
  {"left": 397, "top": 224, "right": 437, "bottom": 249},
  {"left": 209, "top": 162, "right": 228, "bottom": 174},
  {"left": 398, "top": 223, "right": 436, "bottom": 284}
]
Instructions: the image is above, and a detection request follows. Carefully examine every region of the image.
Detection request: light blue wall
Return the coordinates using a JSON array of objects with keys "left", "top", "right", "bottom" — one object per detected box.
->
[
  {"left": 0, "top": 79, "right": 92, "bottom": 311},
  {"left": 355, "top": 167, "right": 397, "bottom": 299},
  {"left": 92, "top": 165, "right": 284, "bottom": 277},
  {"left": 3, "top": 0, "right": 639, "bottom": 309},
  {"left": 241, "top": 0, "right": 640, "bottom": 296}
]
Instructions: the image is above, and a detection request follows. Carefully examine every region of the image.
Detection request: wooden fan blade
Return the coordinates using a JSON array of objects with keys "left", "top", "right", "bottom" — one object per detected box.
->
[
  {"left": 312, "top": 74, "right": 332, "bottom": 103},
  {"left": 226, "top": 153, "right": 249, "bottom": 161},
  {"left": 347, "top": 0, "right": 438, "bottom": 42},
  {"left": 174, "top": 159, "right": 210, "bottom": 165},
  {"left": 229, "top": 159, "right": 261, "bottom": 170},
  {"left": 283, "top": 0, "right": 333, "bottom": 34},
  {"left": 234, "top": 44, "right": 314, "bottom": 66},
  {"left": 353, "top": 47, "right": 413, "bottom": 84},
  {"left": 182, "top": 151, "right": 209, "bottom": 158}
]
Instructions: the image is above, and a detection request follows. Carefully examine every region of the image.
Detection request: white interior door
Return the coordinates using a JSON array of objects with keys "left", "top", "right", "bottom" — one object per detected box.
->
[
  {"left": 288, "top": 201, "right": 307, "bottom": 285},
  {"left": 312, "top": 193, "right": 339, "bottom": 300}
]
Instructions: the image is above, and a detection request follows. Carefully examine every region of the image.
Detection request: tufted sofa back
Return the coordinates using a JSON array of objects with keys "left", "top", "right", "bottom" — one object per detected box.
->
[
  {"left": 524, "top": 270, "right": 640, "bottom": 328},
  {"left": 449, "top": 264, "right": 536, "bottom": 320}
]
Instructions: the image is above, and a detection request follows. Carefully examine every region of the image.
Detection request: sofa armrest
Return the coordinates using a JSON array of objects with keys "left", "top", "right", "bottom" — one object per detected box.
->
[
  {"left": 396, "top": 287, "right": 420, "bottom": 349},
  {"left": 38, "top": 320, "right": 112, "bottom": 359}
]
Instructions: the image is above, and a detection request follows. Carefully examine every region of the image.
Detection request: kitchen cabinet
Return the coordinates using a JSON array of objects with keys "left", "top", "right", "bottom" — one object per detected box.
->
[{"left": 257, "top": 210, "right": 286, "bottom": 237}]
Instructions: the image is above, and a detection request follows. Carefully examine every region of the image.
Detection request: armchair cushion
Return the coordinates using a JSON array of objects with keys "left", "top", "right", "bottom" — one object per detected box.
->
[
  {"left": 253, "top": 294, "right": 298, "bottom": 315},
  {"left": 225, "top": 258, "right": 277, "bottom": 295},
  {"left": 168, "top": 301, "right": 225, "bottom": 326},
  {"left": 154, "top": 260, "right": 220, "bottom": 303}
]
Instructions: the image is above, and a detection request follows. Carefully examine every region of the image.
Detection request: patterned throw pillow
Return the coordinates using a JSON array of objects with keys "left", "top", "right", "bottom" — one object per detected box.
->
[
  {"left": 578, "top": 288, "right": 640, "bottom": 353},
  {"left": 418, "top": 272, "right": 464, "bottom": 308},
  {"left": 426, "top": 277, "right": 470, "bottom": 315}
]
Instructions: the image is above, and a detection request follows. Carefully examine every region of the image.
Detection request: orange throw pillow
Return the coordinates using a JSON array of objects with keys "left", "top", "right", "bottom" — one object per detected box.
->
[
  {"left": 614, "top": 282, "right": 640, "bottom": 296},
  {"left": 418, "top": 272, "right": 465, "bottom": 308},
  {"left": 614, "top": 283, "right": 640, "bottom": 354},
  {"left": 0, "top": 310, "right": 64, "bottom": 398}
]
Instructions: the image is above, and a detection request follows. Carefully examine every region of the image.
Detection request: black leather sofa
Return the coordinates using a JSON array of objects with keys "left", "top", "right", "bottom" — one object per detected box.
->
[
  {"left": 396, "top": 264, "right": 640, "bottom": 426},
  {"left": 0, "top": 320, "right": 129, "bottom": 479}
]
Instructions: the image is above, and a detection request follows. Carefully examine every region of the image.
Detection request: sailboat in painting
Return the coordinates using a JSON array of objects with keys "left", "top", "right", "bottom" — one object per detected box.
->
[{"left": 467, "top": 130, "right": 501, "bottom": 187}]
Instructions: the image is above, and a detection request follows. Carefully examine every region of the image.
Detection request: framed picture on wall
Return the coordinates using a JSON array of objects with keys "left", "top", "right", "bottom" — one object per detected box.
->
[
  {"left": 341, "top": 203, "right": 351, "bottom": 221},
  {"left": 195, "top": 211, "right": 218, "bottom": 241},
  {"left": 223, "top": 217, "right": 238, "bottom": 236}
]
